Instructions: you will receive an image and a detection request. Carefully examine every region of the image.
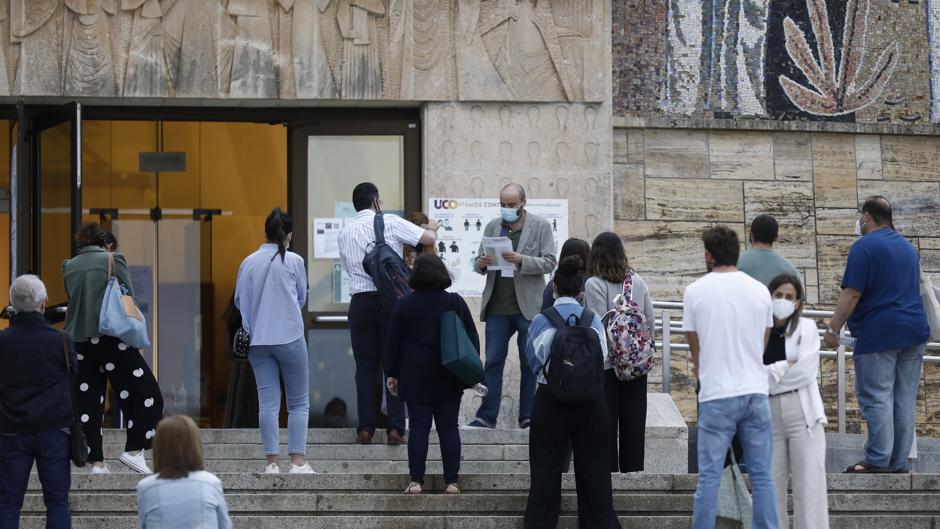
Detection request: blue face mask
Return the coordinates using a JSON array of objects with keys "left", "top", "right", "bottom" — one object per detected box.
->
[{"left": 500, "top": 207, "right": 521, "bottom": 223}]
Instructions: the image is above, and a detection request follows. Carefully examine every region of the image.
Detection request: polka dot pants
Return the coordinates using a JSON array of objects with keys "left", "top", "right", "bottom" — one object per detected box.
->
[{"left": 75, "top": 335, "right": 164, "bottom": 463}]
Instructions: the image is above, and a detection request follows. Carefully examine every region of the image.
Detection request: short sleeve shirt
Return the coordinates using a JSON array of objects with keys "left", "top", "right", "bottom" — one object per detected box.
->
[
  {"left": 682, "top": 271, "right": 773, "bottom": 403},
  {"left": 841, "top": 229, "right": 929, "bottom": 354}
]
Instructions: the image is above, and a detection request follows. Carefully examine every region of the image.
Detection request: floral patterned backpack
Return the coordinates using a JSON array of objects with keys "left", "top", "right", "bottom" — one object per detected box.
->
[{"left": 602, "top": 271, "right": 655, "bottom": 382}]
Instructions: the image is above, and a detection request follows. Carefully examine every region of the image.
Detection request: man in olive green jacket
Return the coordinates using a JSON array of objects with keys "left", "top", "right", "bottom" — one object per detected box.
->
[{"left": 467, "top": 184, "right": 557, "bottom": 429}]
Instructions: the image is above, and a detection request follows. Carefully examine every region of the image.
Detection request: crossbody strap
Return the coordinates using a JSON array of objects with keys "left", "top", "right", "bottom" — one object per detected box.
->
[
  {"left": 373, "top": 214, "right": 387, "bottom": 245},
  {"left": 248, "top": 254, "right": 276, "bottom": 331}
]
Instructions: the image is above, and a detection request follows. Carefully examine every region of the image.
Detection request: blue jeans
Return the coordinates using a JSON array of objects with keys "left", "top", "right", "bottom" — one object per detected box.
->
[
  {"left": 474, "top": 314, "right": 534, "bottom": 427},
  {"left": 854, "top": 343, "right": 925, "bottom": 472},
  {"left": 693, "top": 394, "right": 776, "bottom": 529},
  {"left": 407, "top": 396, "right": 461, "bottom": 484},
  {"left": 248, "top": 336, "right": 310, "bottom": 456},
  {"left": 0, "top": 430, "right": 71, "bottom": 529}
]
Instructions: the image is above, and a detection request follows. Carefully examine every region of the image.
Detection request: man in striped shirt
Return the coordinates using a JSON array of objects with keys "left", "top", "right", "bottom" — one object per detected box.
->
[{"left": 338, "top": 182, "right": 439, "bottom": 445}]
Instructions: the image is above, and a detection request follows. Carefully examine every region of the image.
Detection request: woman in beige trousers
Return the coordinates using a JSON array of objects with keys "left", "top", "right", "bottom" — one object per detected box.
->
[{"left": 763, "top": 274, "right": 829, "bottom": 529}]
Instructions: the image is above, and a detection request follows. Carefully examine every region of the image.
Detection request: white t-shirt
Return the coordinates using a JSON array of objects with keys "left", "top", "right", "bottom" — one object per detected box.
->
[{"left": 682, "top": 271, "right": 773, "bottom": 403}]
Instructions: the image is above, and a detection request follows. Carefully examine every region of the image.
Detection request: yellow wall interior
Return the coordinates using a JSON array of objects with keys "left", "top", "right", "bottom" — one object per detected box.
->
[{"left": 82, "top": 120, "right": 287, "bottom": 424}]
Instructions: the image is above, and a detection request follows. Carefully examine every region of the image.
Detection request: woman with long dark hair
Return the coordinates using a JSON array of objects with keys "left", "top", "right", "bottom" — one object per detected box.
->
[
  {"left": 64, "top": 222, "right": 164, "bottom": 474},
  {"left": 583, "top": 231, "right": 655, "bottom": 473},
  {"left": 234, "top": 208, "right": 312, "bottom": 474},
  {"left": 540, "top": 238, "right": 591, "bottom": 311},
  {"left": 764, "top": 274, "right": 828, "bottom": 529}
]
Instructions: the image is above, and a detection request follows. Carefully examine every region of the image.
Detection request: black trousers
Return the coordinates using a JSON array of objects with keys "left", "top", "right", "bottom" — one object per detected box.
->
[
  {"left": 75, "top": 336, "right": 164, "bottom": 462},
  {"left": 524, "top": 386, "right": 621, "bottom": 529},
  {"left": 349, "top": 292, "right": 405, "bottom": 435},
  {"left": 604, "top": 371, "right": 647, "bottom": 473}
]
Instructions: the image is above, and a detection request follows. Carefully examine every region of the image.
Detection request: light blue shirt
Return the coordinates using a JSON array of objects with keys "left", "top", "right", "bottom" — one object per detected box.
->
[
  {"left": 137, "top": 471, "right": 232, "bottom": 529},
  {"left": 525, "top": 297, "right": 609, "bottom": 385},
  {"left": 234, "top": 244, "right": 308, "bottom": 346}
]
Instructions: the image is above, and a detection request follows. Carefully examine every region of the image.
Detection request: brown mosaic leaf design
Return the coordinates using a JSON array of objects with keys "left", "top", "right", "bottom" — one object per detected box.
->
[{"left": 779, "top": 0, "right": 899, "bottom": 116}]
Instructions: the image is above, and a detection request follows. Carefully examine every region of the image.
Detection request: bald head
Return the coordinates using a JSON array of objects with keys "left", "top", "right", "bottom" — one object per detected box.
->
[
  {"left": 861, "top": 195, "right": 893, "bottom": 227},
  {"left": 500, "top": 183, "right": 526, "bottom": 205}
]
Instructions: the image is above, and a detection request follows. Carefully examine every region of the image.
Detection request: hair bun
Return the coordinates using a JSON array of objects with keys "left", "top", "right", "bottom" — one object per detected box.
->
[{"left": 558, "top": 255, "right": 583, "bottom": 276}]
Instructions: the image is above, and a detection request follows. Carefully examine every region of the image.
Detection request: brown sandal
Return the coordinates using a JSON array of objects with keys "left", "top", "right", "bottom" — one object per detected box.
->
[{"left": 404, "top": 482, "right": 423, "bottom": 494}]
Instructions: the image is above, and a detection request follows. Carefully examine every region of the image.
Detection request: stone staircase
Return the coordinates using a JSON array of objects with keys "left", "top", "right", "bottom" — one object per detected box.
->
[{"left": 18, "top": 394, "right": 940, "bottom": 528}]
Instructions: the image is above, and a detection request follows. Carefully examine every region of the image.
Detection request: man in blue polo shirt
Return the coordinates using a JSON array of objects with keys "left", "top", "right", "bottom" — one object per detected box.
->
[{"left": 824, "top": 196, "right": 929, "bottom": 473}]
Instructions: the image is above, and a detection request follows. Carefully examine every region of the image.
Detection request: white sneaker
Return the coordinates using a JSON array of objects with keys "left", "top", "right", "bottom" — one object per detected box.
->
[
  {"left": 289, "top": 462, "right": 316, "bottom": 474},
  {"left": 119, "top": 452, "right": 152, "bottom": 474},
  {"left": 89, "top": 464, "right": 111, "bottom": 475},
  {"left": 264, "top": 463, "right": 281, "bottom": 474}
]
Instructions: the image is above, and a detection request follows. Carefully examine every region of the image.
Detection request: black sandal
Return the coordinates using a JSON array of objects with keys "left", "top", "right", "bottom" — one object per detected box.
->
[{"left": 844, "top": 461, "right": 889, "bottom": 473}]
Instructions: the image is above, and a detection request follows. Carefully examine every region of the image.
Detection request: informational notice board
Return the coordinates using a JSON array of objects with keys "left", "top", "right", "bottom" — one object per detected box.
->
[{"left": 427, "top": 198, "right": 569, "bottom": 297}]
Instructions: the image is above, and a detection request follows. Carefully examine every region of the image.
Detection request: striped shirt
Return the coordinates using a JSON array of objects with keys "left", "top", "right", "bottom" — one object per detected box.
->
[{"left": 338, "top": 210, "right": 426, "bottom": 295}]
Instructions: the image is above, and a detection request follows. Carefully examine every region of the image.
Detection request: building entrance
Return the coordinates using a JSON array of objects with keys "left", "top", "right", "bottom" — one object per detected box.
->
[{"left": 5, "top": 103, "right": 420, "bottom": 428}]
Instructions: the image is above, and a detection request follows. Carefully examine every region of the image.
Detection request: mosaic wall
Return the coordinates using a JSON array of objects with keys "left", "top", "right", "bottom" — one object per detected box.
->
[
  {"left": 0, "top": 0, "right": 608, "bottom": 101},
  {"left": 613, "top": 125, "right": 940, "bottom": 434},
  {"left": 614, "top": 0, "right": 940, "bottom": 125}
]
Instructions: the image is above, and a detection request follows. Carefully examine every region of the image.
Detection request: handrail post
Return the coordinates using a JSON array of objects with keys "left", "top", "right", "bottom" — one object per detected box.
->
[
  {"left": 837, "top": 329, "right": 847, "bottom": 434},
  {"left": 662, "top": 309, "right": 671, "bottom": 395}
]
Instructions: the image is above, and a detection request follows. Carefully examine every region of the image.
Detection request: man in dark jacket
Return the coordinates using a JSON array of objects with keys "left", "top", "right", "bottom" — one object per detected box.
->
[{"left": 0, "top": 275, "right": 77, "bottom": 529}]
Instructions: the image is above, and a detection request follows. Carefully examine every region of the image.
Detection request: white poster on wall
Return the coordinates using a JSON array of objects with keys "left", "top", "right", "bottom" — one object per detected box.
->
[
  {"left": 312, "top": 218, "right": 345, "bottom": 259},
  {"left": 427, "top": 198, "right": 569, "bottom": 297}
]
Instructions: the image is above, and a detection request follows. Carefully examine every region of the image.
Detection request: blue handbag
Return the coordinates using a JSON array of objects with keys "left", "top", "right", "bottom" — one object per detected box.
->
[
  {"left": 440, "top": 293, "right": 483, "bottom": 386},
  {"left": 98, "top": 253, "right": 150, "bottom": 349}
]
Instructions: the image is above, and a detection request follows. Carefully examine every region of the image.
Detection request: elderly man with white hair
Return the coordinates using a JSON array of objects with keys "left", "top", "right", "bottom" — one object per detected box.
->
[{"left": 0, "top": 275, "right": 77, "bottom": 529}]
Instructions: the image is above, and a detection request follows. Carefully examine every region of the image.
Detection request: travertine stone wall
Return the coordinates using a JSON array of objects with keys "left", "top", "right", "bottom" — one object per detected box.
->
[
  {"left": 614, "top": 124, "right": 940, "bottom": 435},
  {"left": 424, "top": 101, "right": 613, "bottom": 425}
]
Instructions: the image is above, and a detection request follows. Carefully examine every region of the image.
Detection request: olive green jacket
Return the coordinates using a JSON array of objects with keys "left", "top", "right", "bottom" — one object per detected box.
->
[{"left": 63, "top": 246, "right": 135, "bottom": 343}]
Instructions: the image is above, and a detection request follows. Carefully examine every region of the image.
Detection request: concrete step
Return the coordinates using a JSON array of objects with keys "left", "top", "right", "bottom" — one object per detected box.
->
[
  {"left": 63, "top": 460, "right": 533, "bottom": 474},
  {"left": 17, "top": 514, "right": 940, "bottom": 529},
  {"left": 32, "top": 473, "right": 939, "bottom": 493},
  {"left": 100, "top": 428, "right": 534, "bottom": 445},
  {"left": 96, "top": 443, "right": 529, "bottom": 461}
]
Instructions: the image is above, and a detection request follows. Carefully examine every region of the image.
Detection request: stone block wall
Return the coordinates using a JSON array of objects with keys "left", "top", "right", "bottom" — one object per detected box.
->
[{"left": 613, "top": 123, "right": 940, "bottom": 435}]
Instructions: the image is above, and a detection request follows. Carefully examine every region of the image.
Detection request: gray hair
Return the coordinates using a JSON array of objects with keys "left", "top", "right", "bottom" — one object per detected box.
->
[
  {"left": 10, "top": 275, "right": 47, "bottom": 314},
  {"left": 500, "top": 183, "right": 526, "bottom": 202}
]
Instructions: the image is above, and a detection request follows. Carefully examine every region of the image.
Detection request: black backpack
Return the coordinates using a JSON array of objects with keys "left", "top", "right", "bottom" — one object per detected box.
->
[
  {"left": 540, "top": 308, "right": 605, "bottom": 403},
  {"left": 362, "top": 214, "right": 413, "bottom": 315}
]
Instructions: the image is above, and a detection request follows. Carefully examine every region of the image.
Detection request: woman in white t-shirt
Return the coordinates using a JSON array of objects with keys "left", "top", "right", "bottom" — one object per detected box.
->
[{"left": 763, "top": 274, "right": 829, "bottom": 529}]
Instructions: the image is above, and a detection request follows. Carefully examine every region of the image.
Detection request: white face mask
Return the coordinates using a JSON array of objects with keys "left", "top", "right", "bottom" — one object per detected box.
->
[
  {"left": 854, "top": 218, "right": 862, "bottom": 236},
  {"left": 772, "top": 298, "right": 796, "bottom": 320}
]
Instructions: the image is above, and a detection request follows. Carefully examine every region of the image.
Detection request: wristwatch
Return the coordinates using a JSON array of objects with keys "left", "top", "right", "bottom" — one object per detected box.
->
[{"left": 825, "top": 326, "right": 837, "bottom": 336}]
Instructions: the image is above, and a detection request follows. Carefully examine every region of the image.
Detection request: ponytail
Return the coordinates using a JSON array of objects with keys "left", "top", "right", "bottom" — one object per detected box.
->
[{"left": 264, "top": 208, "right": 294, "bottom": 262}]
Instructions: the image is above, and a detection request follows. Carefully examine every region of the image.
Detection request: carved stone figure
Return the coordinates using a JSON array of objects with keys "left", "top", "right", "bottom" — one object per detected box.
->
[
  {"left": 228, "top": 0, "right": 278, "bottom": 98},
  {"left": 0, "top": 0, "right": 11, "bottom": 95},
  {"left": 389, "top": 0, "right": 456, "bottom": 100},
  {"left": 318, "top": 0, "right": 388, "bottom": 99},
  {"left": 548, "top": 0, "right": 601, "bottom": 101},
  {"left": 11, "top": 0, "right": 65, "bottom": 95},
  {"left": 174, "top": 0, "right": 233, "bottom": 98},
  {"left": 122, "top": 0, "right": 178, "bottom": 97},
  {"left": 453, "top": 0, "right": 511, "bottom": 100},
  {"left": 63, "top": 0, "right": 117, "bottom": 96},
  {"left": 477, "top": 0, "right": 570, "bottom": 101},
  {"left": 290, "top": 0, "right": 336, "bottom": 98}
]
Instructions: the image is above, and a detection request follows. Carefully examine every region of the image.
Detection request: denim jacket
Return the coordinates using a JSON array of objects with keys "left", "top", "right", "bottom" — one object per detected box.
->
[{"left": 137, "top": 471, "right": 232, "bottom": 529}]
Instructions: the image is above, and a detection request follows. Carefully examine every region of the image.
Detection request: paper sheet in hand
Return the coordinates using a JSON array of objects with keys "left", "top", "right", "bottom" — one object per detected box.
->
[{"left": 481, "top": 236, "right": 515, "bottom": 277}]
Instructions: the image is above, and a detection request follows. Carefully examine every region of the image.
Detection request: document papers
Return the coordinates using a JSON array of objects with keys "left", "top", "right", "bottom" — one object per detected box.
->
[{"left": 481, "top": 236, "right": 515, "bottom": 277}]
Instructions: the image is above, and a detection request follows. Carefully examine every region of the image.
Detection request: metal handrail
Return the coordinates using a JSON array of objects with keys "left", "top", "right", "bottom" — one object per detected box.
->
[{"left": 652, "top": 300, "right": 940, "bottom": 433}]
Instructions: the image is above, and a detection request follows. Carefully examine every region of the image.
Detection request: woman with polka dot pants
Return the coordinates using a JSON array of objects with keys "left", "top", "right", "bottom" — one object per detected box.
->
[{"left": 64, "top": 223, "right": 165, "bottom": 474}]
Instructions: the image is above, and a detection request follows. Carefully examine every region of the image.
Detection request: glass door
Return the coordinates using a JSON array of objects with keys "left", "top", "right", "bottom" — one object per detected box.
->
[
  {"left": 13, "top": 102, "right": 82, "bottom": 310},
  {"left": 290, "top": 119, "right": 421, "bottom": 427}
]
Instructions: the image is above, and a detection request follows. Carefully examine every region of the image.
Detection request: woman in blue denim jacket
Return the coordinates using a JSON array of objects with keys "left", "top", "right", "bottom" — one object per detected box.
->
[{"left": 137, "top": 416, "right": 232, "bottom": 529}]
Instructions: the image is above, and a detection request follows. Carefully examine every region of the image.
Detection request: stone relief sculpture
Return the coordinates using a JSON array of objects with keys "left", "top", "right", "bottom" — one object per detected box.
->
[
  {"left": 291, "top": 0, "right": 336, "bottom": 98},
  {"left": 0, "top": 0, "right": 11, "bottom": 96},
  {"left": 11, "top": 0, "right": 65, "bottom": 95},
  {"left": 931, "top": 0, "right": 940, "bottom": 122},
  {"left": 4, "top": 0, "right": 606, "bottom": 100},
  {"left": 389, "top": 0, "right": 456, "bottom": 100},
  {"left": 63, "top": 0, "right": 117, "bottom": 96},
  {"left": 228, "top": 0, "right": 278, "bottom": 98},
  {"left": 477, "top": 0, "right": 571, "bottom": 101}
]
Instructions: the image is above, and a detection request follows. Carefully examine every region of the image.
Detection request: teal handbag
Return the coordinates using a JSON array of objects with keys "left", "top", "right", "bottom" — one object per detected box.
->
[{"left": 440, "top": 294, "right": 483, "bottom": 386}]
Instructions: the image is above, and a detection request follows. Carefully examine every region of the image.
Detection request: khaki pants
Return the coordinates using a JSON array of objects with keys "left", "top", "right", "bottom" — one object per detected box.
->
[{"left": 770, "top": 392, "right": 829, "bottom": 529}]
